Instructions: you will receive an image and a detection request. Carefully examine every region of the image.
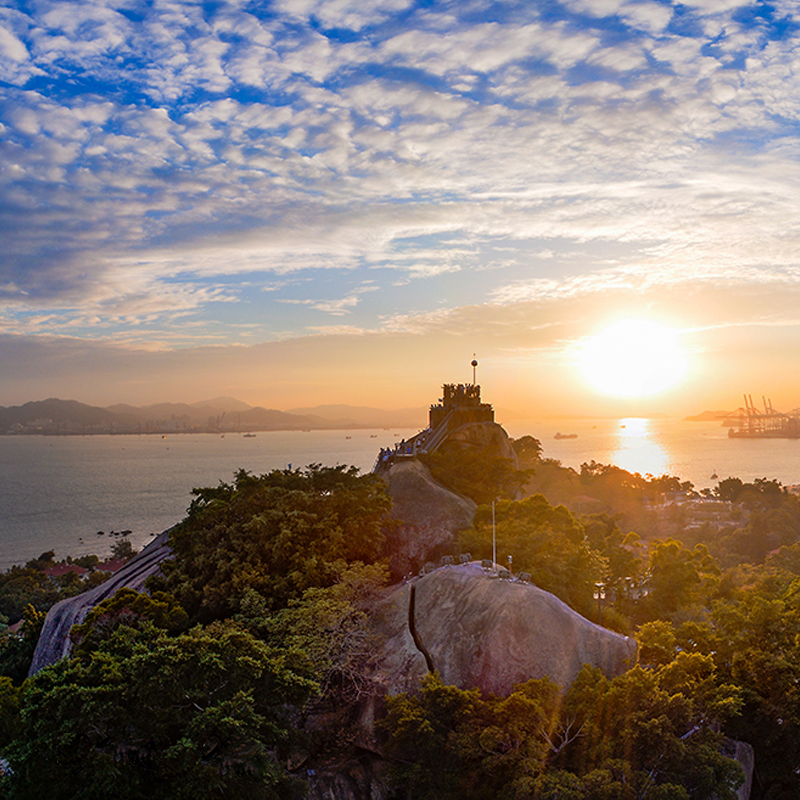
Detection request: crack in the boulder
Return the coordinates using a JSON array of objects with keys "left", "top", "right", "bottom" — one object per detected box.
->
[{"left": 408, "top": 583, "right": 435, "bottom": 673}]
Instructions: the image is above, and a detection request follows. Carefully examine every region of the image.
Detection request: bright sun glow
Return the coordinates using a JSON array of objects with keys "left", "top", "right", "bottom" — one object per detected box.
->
[{"left": 579, "top": 320, "right": 687, "bottom": 398}]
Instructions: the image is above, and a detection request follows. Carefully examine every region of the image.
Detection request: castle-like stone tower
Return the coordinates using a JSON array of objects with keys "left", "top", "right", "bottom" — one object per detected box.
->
[{"left": 429, "top": 383, "right": 494, "bottom": 431}]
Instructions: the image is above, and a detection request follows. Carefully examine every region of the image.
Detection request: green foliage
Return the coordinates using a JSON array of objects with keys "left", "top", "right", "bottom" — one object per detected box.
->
[
  {"left": 72, "top": 554, "right": 100, "bottom": 569},
  {"left": 69, "top": 588, "right": 189, "bottom": 657},
  {"left": 419, "top": 446, "right": 529, "bottom": 505},
  {"left": 636, "top": 620, "right": 677, "bottom": 668},
  {"left": 4, "top": 623, "right": 317, "bottom": 800},
  {"left": 383, "top": 672, "right": 563, "bottom": 799},
  {"left": 715, "top": 477, "right": 785, "bottom": 506},
  {"left": 560, "top": 662, "right": 743, "bottom": 799},
  {"left": 149, "top": 465, "right": 391, "bottom": 621},
  {"left": 459, "top": 495, "right": 609, "bottom": 617},
  {"left": 383, "top": 665, "right": 743, "bottom": 800},
  {"left": 110, "top": 538, "right": 136, "bottom": 560},
  {"left": 0, "top": 605, "right": 46, "bottom": 686},
  {"left": 240, "top": 562, "right": 388, "bottom": 703},
  {"left": 0, "top": 567, "right": 58, "bottom": 624},
  {"left": 511, "top": 435, "right": 543, "bottom": 466},
  {"left": 0, "top": 676, "right": 21, "bottom": 748},
  {"left": 640, "top": 539, "right": 720, "bottom": 621},
  {"left": 583, "top": 516, "right": 641, "bottom": 574}
]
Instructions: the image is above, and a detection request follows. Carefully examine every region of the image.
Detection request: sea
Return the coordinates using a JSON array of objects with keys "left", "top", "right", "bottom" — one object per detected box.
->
[{"left": 2, "top": 417, "right": 800, "bottom": 570}]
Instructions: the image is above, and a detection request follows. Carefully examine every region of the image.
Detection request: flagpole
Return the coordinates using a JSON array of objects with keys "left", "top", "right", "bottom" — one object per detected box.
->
[{"left": 492, "top": 500, "right": 496, "bottom": 571}]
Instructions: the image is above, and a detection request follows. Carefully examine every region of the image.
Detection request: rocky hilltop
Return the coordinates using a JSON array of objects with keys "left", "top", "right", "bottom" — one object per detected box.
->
[
  {"left": 370, "top": 562, "right": 636, "bottom": 698},
  {"left": 23, "top": 394, "right": 758, "bottom": 800},
  {"left": 31, "top": 417, "right": 624, "bottom": 691}
]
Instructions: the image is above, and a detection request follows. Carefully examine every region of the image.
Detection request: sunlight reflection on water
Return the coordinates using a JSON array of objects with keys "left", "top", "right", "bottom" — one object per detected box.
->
[{"left": 610, "top": 418, "right": 669, "bottom": 477}]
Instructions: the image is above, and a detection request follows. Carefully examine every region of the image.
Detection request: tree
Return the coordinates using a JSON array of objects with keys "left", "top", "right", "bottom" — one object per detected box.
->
[
  {"left": 149, "top": 465, "right": 391, "bottom": 621},
  {"left": 459, "top": 495, "right": 607, "bottom": 617},
  {"left": 110, "top": 538, "right": 136, "bottom": 560},
  {"left": 382, "top": 672, "right": 563, "bottom": 800},
  {"left": 559, "top": 663, "right": 743, "bottom": 800},
  {"left": 0, "top": 675, "right": 20, "bottom": 749},
  {"left": 511, "top": 435, "right": 543, "bottom": 465},
  {"left": 4, "top": 623, "right": 317, "bottom": 800},
  {"left": 69, "top": 587, "right": 188, "bottom": 658},
  {"left": 383, "top": 665, "right": 744, "bottom": 800},
  {"left": 241, "top": 562, "right": 388, "bottom": 704},
  {"left": 0, "top": 605, "right": 46, "bottom": 685},
  {"left": 640, "top": 539, "right": 720, "bottom": 620}
]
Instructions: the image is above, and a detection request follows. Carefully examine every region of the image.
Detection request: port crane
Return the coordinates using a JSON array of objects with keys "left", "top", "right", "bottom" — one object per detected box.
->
[{"left": 728, "top": 394, "right": 800, "bottom": 438}]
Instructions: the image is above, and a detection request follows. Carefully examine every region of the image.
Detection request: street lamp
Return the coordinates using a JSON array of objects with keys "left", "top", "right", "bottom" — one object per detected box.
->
[{"left": 594, "top": 581, "right": 606, "bottom": 626}]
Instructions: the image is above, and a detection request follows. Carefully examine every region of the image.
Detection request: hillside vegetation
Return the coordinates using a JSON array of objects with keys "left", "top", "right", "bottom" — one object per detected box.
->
[{"left": 2, "top": 442, "right": 800, "bottom": 797}]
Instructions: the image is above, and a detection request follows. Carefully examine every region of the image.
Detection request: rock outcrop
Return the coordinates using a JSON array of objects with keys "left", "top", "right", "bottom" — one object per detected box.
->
[
  {"left": 731, "top": 740, "right": 754, "bottom": 800},
  {"left": 382, "top": 459, "right": 476, "bottom": 576},
  {"left": 370, "top": 561, "right": 637, "bottom": 698},
  {"left": 380, "top": 421, "right": 519, "bottom": 576},
  {"left": 28, "top": 530, "right": 173, "bottom": 676},
  {"left": 440, "top": 420, "right": 518, "bottom": 465},
  {"left": 302, "top": 562, "right": 637, "bottom": 800}
]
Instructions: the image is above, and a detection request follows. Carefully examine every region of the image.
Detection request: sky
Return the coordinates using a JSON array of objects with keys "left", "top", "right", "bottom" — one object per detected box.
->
[{"left": 2, "top": 0, "right": 800, "bottom": 418}]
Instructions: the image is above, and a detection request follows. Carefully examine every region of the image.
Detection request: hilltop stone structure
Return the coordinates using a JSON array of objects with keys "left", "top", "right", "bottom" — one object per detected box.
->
[
  {"left": 429, "top": 382, "right": 495, "bottom": 430},
  {"left": 376, "top": 379, "right": 517, "bottom": 576}
]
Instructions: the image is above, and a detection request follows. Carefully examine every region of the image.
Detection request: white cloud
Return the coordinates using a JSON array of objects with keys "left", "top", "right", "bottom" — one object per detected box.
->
[
  {"left": 1, "top": 0, "right": 800, "bottom": 350},
  {"left": 0, "top": 22, "right": 28, "bottom": 62},
  {"left": 274, "top": 0, "right": 414, "bottom": 31}
]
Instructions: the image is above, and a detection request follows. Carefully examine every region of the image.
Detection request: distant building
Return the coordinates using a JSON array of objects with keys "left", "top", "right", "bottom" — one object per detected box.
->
[
  {"left": 44, "top": 563, "right": 88, "bottom": 580},
  {"left": 96, "top": 557, "right": 129, "bottom": 574}
]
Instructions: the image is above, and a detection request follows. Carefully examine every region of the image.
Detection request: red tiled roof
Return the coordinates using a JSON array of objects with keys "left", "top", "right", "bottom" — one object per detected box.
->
[{"left": 44, "top": 563, "right": 89, "bottom": 578}]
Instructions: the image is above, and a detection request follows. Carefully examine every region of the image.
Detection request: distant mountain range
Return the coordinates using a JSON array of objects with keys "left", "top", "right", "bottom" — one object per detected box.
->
[{"left": 0, "top": 398, "right": 427, "bottom": 435}]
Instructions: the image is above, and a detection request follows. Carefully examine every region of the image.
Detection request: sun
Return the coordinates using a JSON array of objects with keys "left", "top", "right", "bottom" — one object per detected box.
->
[{"left": 578, "top": 319, "right": 687, "bottom": 398}]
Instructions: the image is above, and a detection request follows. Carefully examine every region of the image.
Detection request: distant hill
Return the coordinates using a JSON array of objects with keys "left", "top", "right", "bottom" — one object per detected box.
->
[
  {"left": 0, "top": 399, "right": 117, "bottom": 432},
  {"left": 0, "top": 398, "right": 423, "bottom": 435},
  {"left": 237, "top": 406, "right": 322, "bottom": 430},
  {"left": 685, "top": 410, "right": 734, "bottom": 422}
]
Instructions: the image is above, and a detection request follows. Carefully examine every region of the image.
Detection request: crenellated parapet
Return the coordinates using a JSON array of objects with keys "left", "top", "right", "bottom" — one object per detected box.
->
[{"left": 429, "top": 383, "right": 494, "bottom": 430}]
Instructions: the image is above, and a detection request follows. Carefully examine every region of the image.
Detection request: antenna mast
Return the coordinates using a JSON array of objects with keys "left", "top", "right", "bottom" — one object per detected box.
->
[{"left": 471, "top": 355, "right": 478, "bottom": 384}]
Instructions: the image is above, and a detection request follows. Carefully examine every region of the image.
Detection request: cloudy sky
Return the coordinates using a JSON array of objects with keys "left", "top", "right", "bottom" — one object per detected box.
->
[{"left": 2, "top": 0, "right": 800, "bottom": 417}]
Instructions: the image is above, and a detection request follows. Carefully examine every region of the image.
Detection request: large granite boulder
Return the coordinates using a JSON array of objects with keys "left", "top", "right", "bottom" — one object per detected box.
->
[
  {"left": 28, "top": 530, "right": 173, "bottom": 676},
  {"left": 370, "top": 561, "right": 636, "bottom": 698},
  {"left": 441, "top": 420, "right": 518, "bottom": 465},
  {"left": 382, "top": 459, "right": 476, "bottom": 576}
]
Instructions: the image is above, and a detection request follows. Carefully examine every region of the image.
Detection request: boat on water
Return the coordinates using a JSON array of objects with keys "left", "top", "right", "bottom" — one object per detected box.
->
[{"left": 554, "top": 432, "right": 578, "bottom": 439}]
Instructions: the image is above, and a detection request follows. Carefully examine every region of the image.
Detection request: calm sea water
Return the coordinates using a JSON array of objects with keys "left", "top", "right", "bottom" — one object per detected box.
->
[
  {"left": 0, "top": 429, "right": 418, "bottom": 570},
  {"left": 2, "top": 418, "right": 800, "bottom": 569}
]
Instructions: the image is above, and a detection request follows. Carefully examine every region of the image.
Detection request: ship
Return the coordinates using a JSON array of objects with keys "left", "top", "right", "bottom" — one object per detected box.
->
[{"left": 727, "top": 394, "right": 800, "bottom": 439}]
